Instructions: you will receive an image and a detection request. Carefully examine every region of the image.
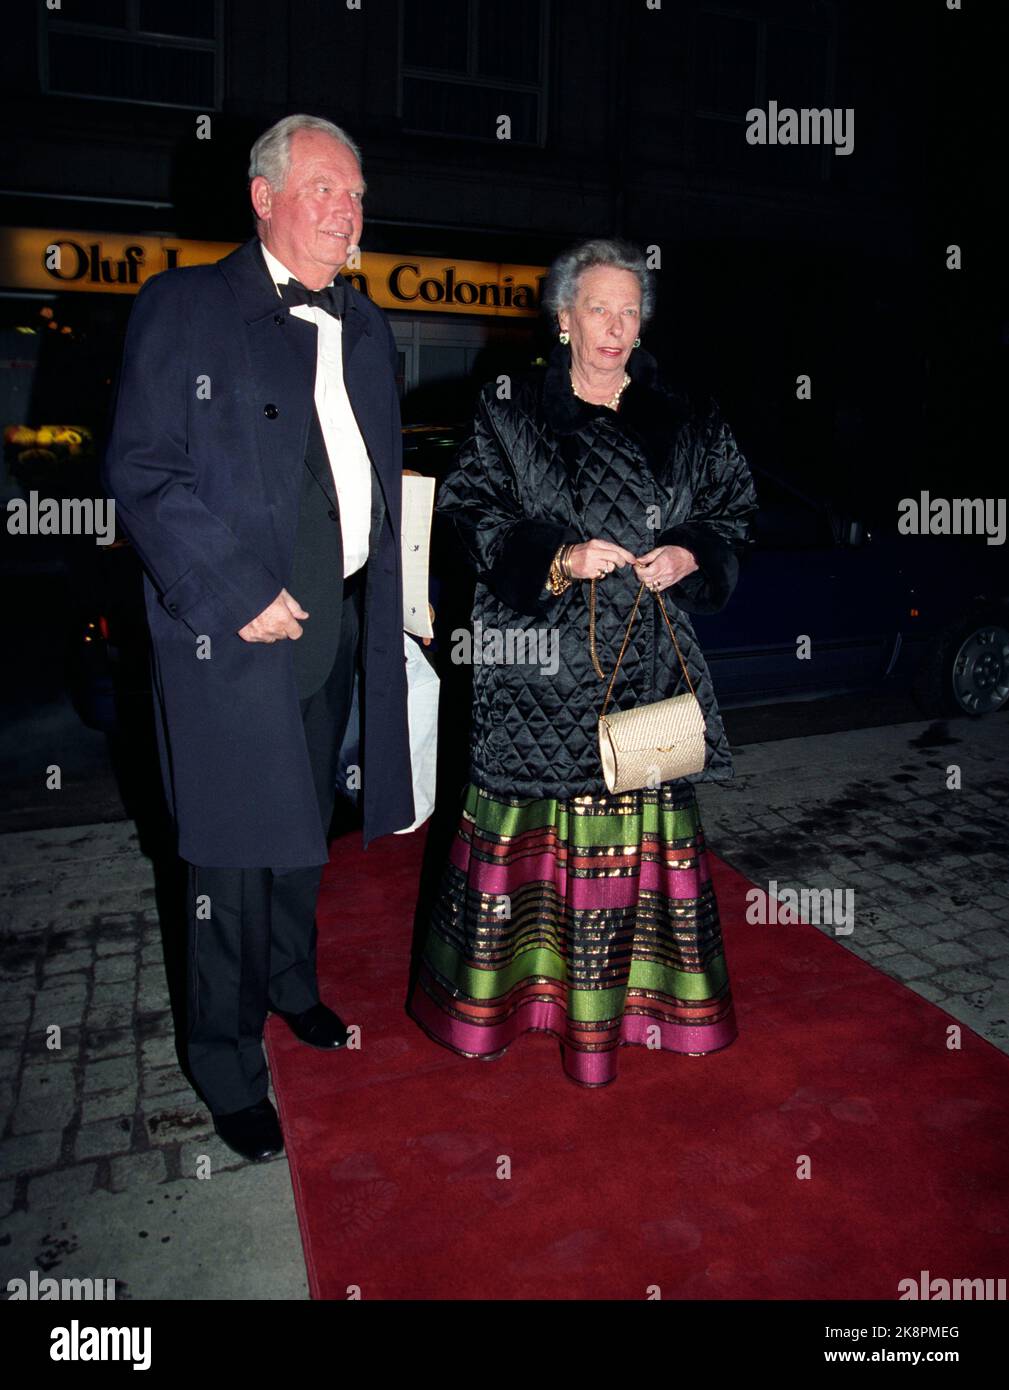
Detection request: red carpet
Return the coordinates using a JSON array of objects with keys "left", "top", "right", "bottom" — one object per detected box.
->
[{"left": 266, "top": 826, "right": 1008, "bottom": 1300}]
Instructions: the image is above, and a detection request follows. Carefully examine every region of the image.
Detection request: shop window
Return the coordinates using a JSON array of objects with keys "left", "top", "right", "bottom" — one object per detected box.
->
[
  {"left": 40, "top": 0, "right": 223, "bottom": 109},
  {"left": 391, "top": 318, "right": 492, "bottom": 418},
  {"left": 400, "top": 0, "right": 548, "bottom": 145},
  {"left": 692, "top": 3, "right": 836, "bottom": 185}
]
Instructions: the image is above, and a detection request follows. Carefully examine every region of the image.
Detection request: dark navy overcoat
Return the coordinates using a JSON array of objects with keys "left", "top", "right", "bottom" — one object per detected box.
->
[{"left": 102, "top": 237, "right": 414, "bottom": 866}]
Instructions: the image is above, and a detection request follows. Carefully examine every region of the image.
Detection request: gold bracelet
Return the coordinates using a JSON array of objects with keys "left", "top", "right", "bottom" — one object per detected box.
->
[{"left": 546, "top": 545, "right": 572, "bottom": 596}]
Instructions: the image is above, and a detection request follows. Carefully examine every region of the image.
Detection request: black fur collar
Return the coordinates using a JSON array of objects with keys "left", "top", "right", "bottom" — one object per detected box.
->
[{"left": 541, "top": 341, "right": 691, "bottom": 473}]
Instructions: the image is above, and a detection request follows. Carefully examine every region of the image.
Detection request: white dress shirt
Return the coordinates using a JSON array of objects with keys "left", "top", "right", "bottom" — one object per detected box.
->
[{"left": 260, "top": 242, "right": 372, "bottom": 577}]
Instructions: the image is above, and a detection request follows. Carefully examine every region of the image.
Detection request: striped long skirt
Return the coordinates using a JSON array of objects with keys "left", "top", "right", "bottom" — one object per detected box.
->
[{"left": 407, "top": 780, "right": 738, "bottom": 1086}]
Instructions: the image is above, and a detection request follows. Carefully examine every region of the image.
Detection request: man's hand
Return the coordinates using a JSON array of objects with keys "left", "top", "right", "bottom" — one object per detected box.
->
[
  {"left": 632, "top": 544, "right": 699, "bottom": 593},
  {"left": 238, "top": 588, "right": 308, "bottom": 643}
]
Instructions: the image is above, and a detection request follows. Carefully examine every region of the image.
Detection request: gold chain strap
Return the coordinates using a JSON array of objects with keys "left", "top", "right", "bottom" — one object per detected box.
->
[
  {"left": 591, "top": 578, "right": 698, "bottom": 720},
  {"left": 588, "top": 574, "right": 606, "bottom": 679}
]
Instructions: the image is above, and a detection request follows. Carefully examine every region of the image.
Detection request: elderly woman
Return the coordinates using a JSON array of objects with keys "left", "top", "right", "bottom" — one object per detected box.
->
[{"left": 407, "top": 239, "right": 757, "bottom": 1086}]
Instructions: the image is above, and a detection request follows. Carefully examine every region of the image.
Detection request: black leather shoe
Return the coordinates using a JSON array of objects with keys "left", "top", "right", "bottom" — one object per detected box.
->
[
  {"left": 276, "top": 1002, "right": 349, "bottom": 1050},
  {"left": 213, "top": 1098, "right": 284, "bottom": 1161}
]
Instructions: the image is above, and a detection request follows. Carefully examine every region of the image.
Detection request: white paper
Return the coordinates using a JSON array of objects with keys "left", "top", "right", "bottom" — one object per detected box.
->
[
  {"left": 401, "top": 474, "right": 436, "bottom": 639},
  {"left": 394, "top": 634, "right": 440, "bottom": 834}
]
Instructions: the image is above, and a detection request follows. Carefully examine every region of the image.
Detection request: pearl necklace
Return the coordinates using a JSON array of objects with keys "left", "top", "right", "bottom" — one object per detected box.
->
[{"left": 571, "top": 371, "right": 631, "bottom": 411}]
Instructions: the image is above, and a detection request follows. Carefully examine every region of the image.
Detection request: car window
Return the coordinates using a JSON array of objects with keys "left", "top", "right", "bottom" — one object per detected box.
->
[{"left": 753, "top": 470, "right": 836, "bottom": 550}]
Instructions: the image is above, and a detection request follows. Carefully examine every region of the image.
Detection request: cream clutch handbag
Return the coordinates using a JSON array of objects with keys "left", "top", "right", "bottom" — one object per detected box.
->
[{"left": 591, "top": 580, "right": 707, "bottom": 794}]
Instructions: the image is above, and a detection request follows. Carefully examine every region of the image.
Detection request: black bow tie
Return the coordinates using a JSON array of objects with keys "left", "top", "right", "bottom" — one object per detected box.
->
[{"left": 278, "top": 276, "right": 345, "bottom": 317}]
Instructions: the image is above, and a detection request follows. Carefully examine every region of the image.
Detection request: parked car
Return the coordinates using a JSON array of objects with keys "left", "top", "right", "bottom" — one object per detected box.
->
[{"left": 693, "top": 468, "right": 1008, "bottom": 717}]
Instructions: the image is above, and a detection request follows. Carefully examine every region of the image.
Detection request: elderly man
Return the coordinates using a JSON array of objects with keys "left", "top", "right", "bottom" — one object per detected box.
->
[{"left": 103, "top": 114, "right": 414, "bottom": 1160}]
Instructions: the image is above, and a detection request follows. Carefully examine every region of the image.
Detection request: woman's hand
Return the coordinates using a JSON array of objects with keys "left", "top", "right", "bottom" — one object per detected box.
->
[
  {"left": 567, "top": 538, "right": 638, "bottom": 580},
  {"left": 632, "top": 544, "right": 699, "bottom": 593}
]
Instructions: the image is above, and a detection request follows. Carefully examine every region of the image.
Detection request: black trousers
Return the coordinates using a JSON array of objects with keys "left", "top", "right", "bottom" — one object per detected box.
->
[{"left": 184, "top": 574, "right": 363, "bottom": 1116}]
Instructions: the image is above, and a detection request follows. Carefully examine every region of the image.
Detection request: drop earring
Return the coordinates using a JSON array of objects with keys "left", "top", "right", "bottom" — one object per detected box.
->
[
  {"left": 559, "top": 330, "right": 570, "bottom": 345},
  {"left": 633, "top": 337, "right": 641, "bottom": 348}
]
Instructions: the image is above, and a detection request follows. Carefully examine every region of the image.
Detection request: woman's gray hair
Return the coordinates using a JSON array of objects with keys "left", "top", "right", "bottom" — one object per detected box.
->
[
  {"left": 248, "top": 113, "right": 363, "bottom": 191},
  {"left": 542, "top": 238, "right": 655, "bottom": 326}
]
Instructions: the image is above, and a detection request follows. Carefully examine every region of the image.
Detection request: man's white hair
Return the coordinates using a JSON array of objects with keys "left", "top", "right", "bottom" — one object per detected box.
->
[{"left": 248, "top": 113, "right": 363, "bottom": 192}]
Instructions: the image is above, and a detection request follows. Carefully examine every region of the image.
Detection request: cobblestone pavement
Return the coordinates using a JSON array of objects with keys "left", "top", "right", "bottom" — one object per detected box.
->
[
  {"left": 697, "top": 715, "right": 1009, "bottom": 1050},
  {"left": 0, "top": 823, "right": 307, "bottom": 1300},
  {"left": 1, "top": 714, "right": 1006, "bottom": 1299}
]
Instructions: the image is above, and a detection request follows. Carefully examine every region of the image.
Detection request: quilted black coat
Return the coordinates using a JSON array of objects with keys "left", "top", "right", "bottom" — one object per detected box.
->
[{"left": 437, "top": 342, "right": 758, "bottom": 799}]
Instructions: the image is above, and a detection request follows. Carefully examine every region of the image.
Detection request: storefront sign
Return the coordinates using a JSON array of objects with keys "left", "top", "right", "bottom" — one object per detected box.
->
[{"left": 0, "top": 229, "right": 547, "bottom": 318}]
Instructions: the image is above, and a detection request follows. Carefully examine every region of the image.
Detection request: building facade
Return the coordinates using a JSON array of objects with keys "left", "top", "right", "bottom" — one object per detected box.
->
[{"left": 0, "top": 0, "right": 937, "bottom": 503}]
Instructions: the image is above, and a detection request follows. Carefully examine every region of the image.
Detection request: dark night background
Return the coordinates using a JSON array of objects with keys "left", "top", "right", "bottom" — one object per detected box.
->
[{"left": 0, "top": 0, "right": 1005, "bottom": 831}]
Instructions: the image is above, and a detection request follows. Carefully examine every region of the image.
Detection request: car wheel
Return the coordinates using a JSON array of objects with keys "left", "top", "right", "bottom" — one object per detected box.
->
[{"left": 916, "top": 610, "right": 1009, "bottom": 717}]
